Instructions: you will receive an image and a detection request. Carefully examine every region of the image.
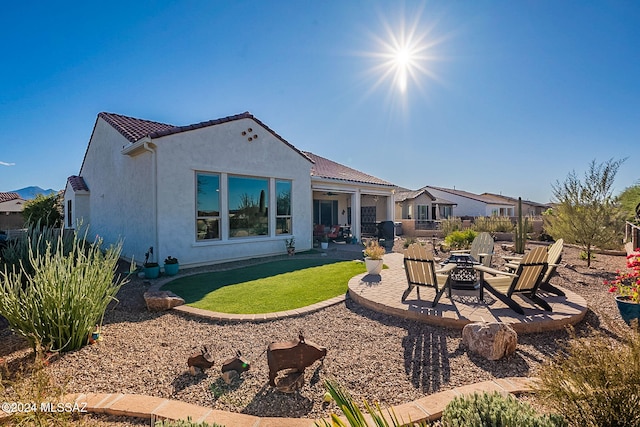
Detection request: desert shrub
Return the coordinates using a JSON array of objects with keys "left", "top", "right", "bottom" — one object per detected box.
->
[
  {"left": 0, "top": 230, "right": 128, "bottom": 352},
  {"left": 439, "top": 217, "right": 462, "bottom": 236},
  {"left": 0, "top": 352, "right": 76, "bottom": 426},
  {"left": 473, "top": 216, "right": 514, "bottom": 233},
  {"left": 154, "top": 417, "right": 224, "bottom": 427},
  {"left": 440, "top": 392, "right": 566, "bottom": 427},
  {"left": 403, "top": 237, "right": 418, "bottom": 248},
  {"left": 0, "top": 224, "right": 74, "bottom": 279},
  {"left": 534, "top": 326, "right": 640, "bottom": 427},
  {"left": 579, "top": 250, "right": 596, "bottom": 261},
  {"left": 22, "top": 193, "right": 63, "bottom": 229},
  {"left": 444, "top": 229, "right": 477, "bottom": 250}
]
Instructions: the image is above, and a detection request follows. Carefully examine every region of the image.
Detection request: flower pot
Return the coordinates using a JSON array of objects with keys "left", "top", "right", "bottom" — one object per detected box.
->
[
  {"left": 144, "top": 265, "right": 160, "bottom": 279},
  {"left": 321, "top": 242, "right": 329, "bottom": 250},
  {"left": 615, "top": 295, "right": 640, "bottom": 325},
  {"left": 365, "top": 258, "right": 383, "bottom": 275},
  {"left": 164, "top": 263, "right": 179, "bottom": 276},
  {"left": 287, "top": 247, "right": 295, "bottom": 256}
]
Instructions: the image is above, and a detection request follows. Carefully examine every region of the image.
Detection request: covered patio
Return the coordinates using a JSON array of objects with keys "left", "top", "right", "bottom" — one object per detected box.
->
[{"left": 305, "top": 151, "right": 396, "bottom": 243}]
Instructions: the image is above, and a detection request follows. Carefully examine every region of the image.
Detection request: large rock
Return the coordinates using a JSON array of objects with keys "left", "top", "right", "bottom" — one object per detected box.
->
[
  {"left": 462, "top": 322, "right": 517, "bottom": 360},
  {"left": 143, "top": 291, "right": 185, "bottom": 311}
]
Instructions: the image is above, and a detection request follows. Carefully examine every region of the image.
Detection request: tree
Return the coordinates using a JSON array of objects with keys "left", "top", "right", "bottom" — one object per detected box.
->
[
  {"left": 22, "top": 193, "right": 62, "bottom": 228},
  {"left": 617, "top": 181, "right": 640, "bottom": 223},
  {"left": 544, "top": 158, "right": 626, "bottom": 267}
]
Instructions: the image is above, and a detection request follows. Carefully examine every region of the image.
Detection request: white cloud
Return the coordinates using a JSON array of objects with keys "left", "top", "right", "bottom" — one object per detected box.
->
[{"left": 0, "top": 161, "right": 15, "bottom": 166}]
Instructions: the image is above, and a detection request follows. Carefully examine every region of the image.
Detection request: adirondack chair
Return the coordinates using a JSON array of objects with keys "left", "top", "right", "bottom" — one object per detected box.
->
[
  {"left": 504, "top": 239, "right": 565, "bottom": 296},
  {"left": 450, "top": 232, "right": 494, "bottom": 267},
  {"left": 474, "top": 246, "right": 550, "bottom": 315},
  {"left": 401, "top": 243, "right": 456, "bottom": 307}
]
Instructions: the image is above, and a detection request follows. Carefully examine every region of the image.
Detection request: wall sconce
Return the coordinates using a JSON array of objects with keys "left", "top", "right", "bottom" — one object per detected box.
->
[{"left": 342, "top": 209, "right": 346, "bottom": 215}]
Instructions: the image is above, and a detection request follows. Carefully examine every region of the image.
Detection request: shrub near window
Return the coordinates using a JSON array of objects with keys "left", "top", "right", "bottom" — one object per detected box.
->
[{"left": 0, "top": 230, "right": 129, "bottom": 352}]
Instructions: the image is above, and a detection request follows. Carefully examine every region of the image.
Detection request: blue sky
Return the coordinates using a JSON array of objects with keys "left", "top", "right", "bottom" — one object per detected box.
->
[{"left": 1, "top": 1, "right": 638, "bottom": 203}]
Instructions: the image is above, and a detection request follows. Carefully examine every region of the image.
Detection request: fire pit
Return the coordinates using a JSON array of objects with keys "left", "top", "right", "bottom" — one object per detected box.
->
[{"left": 441, "top": 253, "right": 480, "bottom": 290}]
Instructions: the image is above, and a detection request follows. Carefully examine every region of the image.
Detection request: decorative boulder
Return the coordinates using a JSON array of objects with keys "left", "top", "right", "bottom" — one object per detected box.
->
[
  {"left": 143, "top": 291, "right": 185, "bottom": 311},
  {"left": 462, "top": 322, "right": 517, "bottom": 361}
]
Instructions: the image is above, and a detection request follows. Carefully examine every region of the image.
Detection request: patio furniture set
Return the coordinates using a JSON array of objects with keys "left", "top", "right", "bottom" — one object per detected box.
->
[{"left": 401, "top": 232, "right": 565, "bottom": 315}]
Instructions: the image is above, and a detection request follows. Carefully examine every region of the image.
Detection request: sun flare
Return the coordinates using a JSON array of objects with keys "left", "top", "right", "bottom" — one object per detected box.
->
[{"left": 360, "top": 4, "right": 444, "bottom": 99}]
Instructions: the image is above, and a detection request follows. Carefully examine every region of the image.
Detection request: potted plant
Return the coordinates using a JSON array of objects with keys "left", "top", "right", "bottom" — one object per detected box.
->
[
  {"left": 143, "top": 248, "right": 160, "bottom": 279},
  {"left": 163, "top": 256, "right": 179, "bottom": 276},
  {"left": 285, "top": 237, "right": 295, "bottom": 256},
  {"left": 605, "top": 249, "right": 640, "bottom": 325},
  {"left": 320, "top": 234, "right": 329, "bottom": 250},
  {"left": 363, "top": 240, "right": 385, "bottom": 275}
]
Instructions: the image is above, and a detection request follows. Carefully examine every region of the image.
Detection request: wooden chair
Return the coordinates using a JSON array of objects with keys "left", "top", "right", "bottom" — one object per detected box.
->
[
  {"left": 402, "top": 243, "right": 456, "bottom": 307},
  {"left": 504, "top": 239, "right": 565, "bottom": 296},
  {"left": 451, "top": 231, "right": 494, "bottom": 267},
  {"left": 474, "top": 246, "right": 550, "bottom": 315}
]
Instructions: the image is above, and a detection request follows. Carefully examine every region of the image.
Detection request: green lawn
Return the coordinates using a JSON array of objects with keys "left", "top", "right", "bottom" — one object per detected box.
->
[{"left": 161, "top": 258, "right": 366, "bottom": 314}]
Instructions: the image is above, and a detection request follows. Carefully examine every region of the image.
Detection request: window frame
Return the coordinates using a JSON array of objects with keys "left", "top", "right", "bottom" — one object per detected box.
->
[
  {"left": 275, "top": 179, "right": 292, "bottom": 235},
  {"left": 195, "top": 172, "right": 221, "bottom": 241},
  {"left": 228, "top": 174, "right": 270, "bottom": 238}
]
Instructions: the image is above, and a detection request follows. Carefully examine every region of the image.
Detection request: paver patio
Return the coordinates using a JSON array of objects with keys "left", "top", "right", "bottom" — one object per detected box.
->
[{"left": 348, "top": 252, "right": 588, "bottom": 334}]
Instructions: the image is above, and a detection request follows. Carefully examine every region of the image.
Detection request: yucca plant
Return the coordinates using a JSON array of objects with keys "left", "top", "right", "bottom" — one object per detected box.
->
[{"left": 0, "top": 229, "right": 129, "bottom": 353}]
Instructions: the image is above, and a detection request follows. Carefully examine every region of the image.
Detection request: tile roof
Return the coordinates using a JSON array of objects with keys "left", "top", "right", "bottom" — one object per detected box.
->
[
  {"left": 424, "top": 186, "right": 512, "bottom": 205},
  {"left": 481, "top": 192, "right": 549, "bottom": 208},
  {"left": 0, "top": 192, "right": 20, "bottom": 203},
  {"left": 98, "top": 112, "right": 176, "bottom": 143},
  {"left": 68, "top": 175, "right": 89, "bottom": 192},
  {"left": 395, "top": 189, "right": 457, "bottom": 205},
  {"left": 98, "top": 111, "right": 310, "bottom": 162},
  {"left": 303, "top": 151, "right": 395, "bottom": 187}
]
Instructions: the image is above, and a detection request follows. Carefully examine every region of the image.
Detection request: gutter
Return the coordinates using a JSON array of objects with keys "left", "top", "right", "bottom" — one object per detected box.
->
[{"left": 141, "top": 141, "right": 159, "bottom": 264}]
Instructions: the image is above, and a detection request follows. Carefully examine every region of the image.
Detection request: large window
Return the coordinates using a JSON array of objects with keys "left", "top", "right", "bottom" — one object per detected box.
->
[
  {"left": 196, "top": 173, "right": 220, "bottom": 240},
  {"left": 417, "top": 204, "right": 429, "bottom": 221},
  {"left": 228, "top": 176, "right": 269, "bottom": 237},
  {"left": 276, "top": 180, "right": 292, "bottom": 235}
]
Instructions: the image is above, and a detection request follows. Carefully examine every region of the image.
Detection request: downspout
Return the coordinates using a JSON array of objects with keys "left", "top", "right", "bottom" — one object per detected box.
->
[{"left": 142, "top": 141, "right": 159, "bottom": 264}]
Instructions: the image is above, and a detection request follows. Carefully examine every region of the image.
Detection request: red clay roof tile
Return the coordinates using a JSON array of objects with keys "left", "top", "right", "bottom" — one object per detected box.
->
[
  {"left": 68, "top": 175, "right": 89, "bottom": 192},
  {"left": 303, "top": 151, "right": 395, "bottom": 187},
  {"left": 0, "top": 192, "right": 21, "bottom": 203}
]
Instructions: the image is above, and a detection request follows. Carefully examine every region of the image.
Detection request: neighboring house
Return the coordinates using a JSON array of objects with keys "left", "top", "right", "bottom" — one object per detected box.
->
[
  {"left": 0, "top": 192, "right": 26, "bottom": 230},
  {"left": 65, "top": 112, "right": 395, "bottom": 267},
  {"left": 394, "top": 187, "right": 457, "bottom": 225},
  {"left": 423, "top": 186, "right": 515, "bottom": 217},
  {"left": 480, "top": 193, "right": 551, "bottom": 216}
]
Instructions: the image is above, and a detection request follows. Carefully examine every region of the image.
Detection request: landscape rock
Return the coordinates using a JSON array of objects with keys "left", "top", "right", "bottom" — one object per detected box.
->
[
  {"left": 143, "top": 290, "right": 185, "bottom": 311},
  {"left": 462, "top": 321, "right": 518, "bottom": 361}
]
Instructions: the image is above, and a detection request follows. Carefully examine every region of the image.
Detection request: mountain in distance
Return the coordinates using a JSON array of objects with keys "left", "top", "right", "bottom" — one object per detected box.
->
[{"left": 9, "top": 186, "right": 57, "bottom": 200}]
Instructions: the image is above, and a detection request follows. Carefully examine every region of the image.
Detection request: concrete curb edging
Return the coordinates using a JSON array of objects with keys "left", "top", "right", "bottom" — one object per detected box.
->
[{"left": 53, "top": 377, "right": 536, "bottom": 426}]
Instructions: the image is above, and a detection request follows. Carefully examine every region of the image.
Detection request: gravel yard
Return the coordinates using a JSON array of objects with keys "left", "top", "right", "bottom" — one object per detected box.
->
[{"left": 0, "top": 240, "right": 631, "bottom": 424}]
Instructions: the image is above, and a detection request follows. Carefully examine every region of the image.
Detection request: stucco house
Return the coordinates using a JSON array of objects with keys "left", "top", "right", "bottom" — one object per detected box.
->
[
  {"left": 64, "top": 112, "right": 395, "bottom": 267},
  {"left": 0, "top": 192, "right": 26, "bottom": 230},
  {"left": 422, "top": 186, "right": 515, "bottom": 218},
  {"left": 394, "top": 187, "right": 457, "bottom": 233},
  {"left": 480, "top": 193, "right": 551, "bottom": 216}
]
